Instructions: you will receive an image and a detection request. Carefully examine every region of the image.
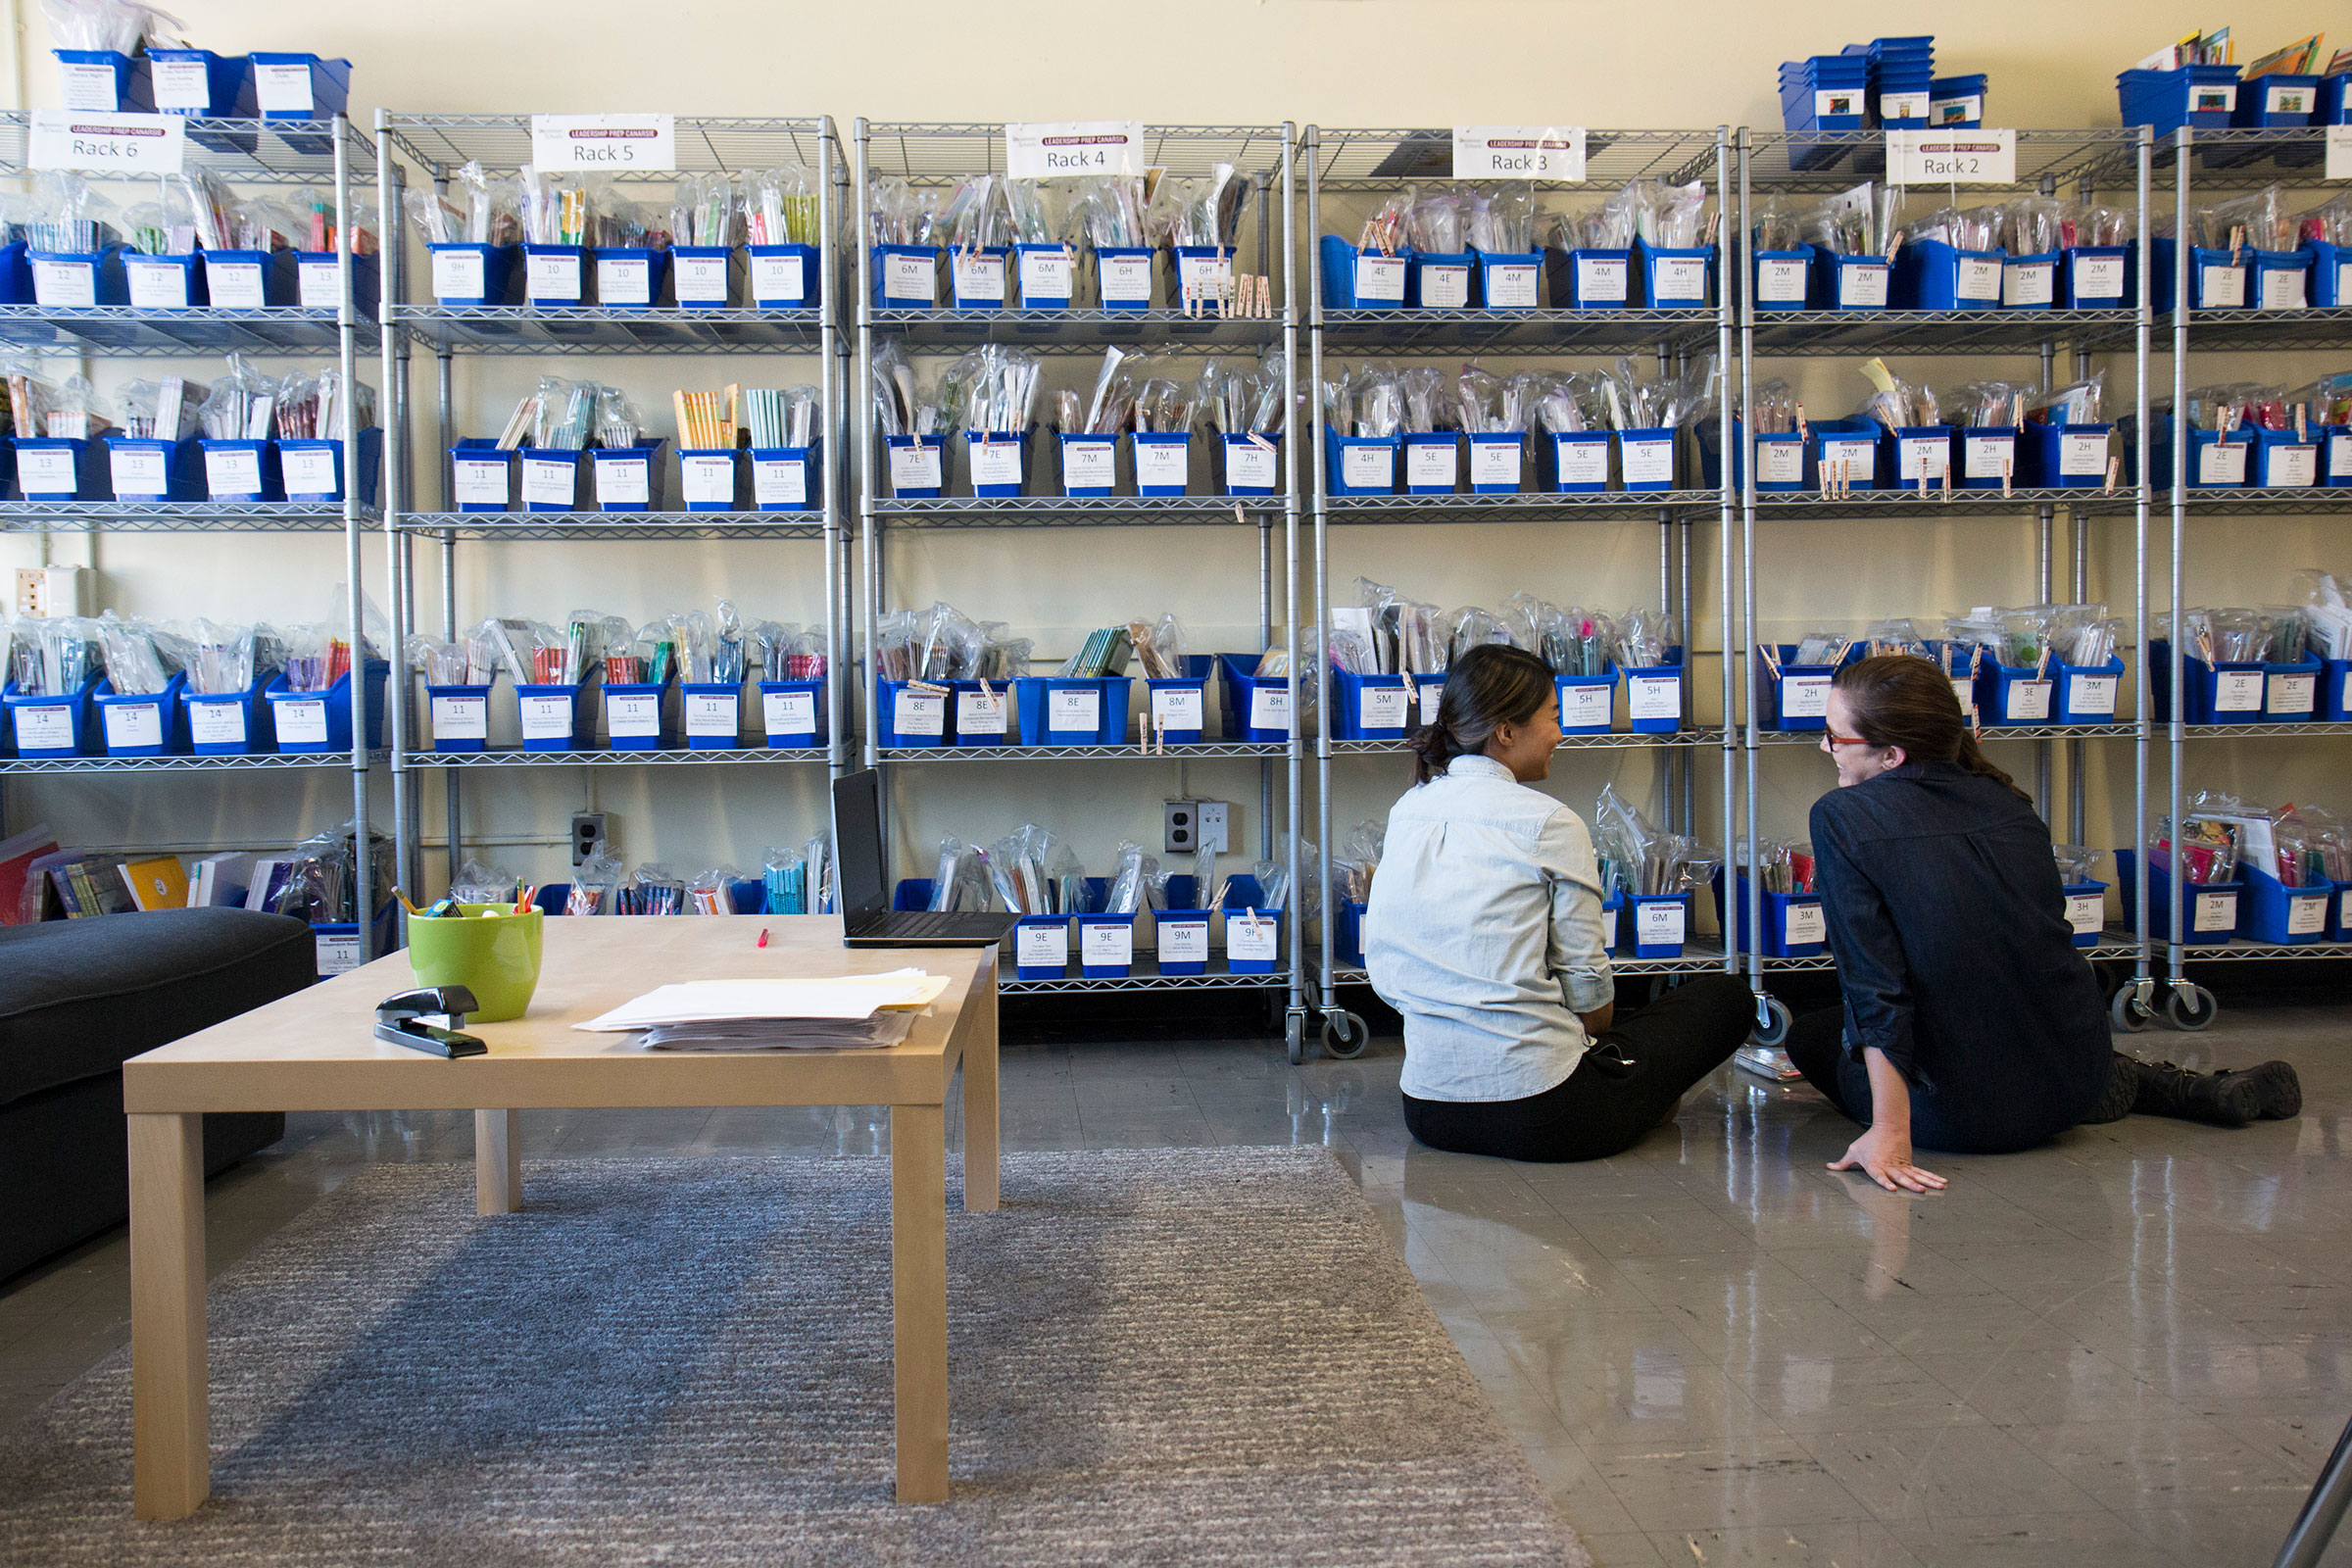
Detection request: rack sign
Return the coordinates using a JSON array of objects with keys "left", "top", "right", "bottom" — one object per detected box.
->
[
  {"left": 530, "top": 114, "right": 677, "bottom": 171},
  {"left": 1004, "top": 122, "right": 1146, "bottom": 179},
  {"left": 28, "top": 110, "right": 184, "bottom": 172},
  {"left": 1452, "top": 126, "right": 1587, "bottom": 182},
  {"left": 2328, "top": 126, "right": 2352, "bottom": 182},
  {"left": 1886, "top": 128, "right": 2017, "bottom": 186}
]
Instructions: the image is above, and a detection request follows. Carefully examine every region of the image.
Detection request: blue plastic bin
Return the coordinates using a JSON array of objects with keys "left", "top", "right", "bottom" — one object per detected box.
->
[
  {"left": 678, "top": 448, "right": 744, "bottom": 512},
  {"left": 872, "top": 244, "right": 938, "bottom": 308},
  {"left": 1145, "top": 661, "right": 1213, "bottom": 745},
  {"left": 668, "top": 245, "right": 734, "bottom": 308},
  {"left": 2239, "top": 866, "right": 2330, "bottom": 943},
  {"left": 1473, "top": 249, "right": 1544, "bottom": 310},
  {"left": 266, "top": 661, "right": 386, "bottom": 755},
  {"left": 1714, "top": 873, "right": 1827, "bottom": 958},
  {"left": 199, "top": 248, "right": 295, "bottom": 310},
  {"left": 1892, "top": 238, "right": 2004, "bottom": 311},
  {"left": 1468, "top": 432, "right": 1524, "bottom": 494},
  {"left": 885, "top": 433, "right": 945, "bottom": 498},
  {"left": 2149, "top": 640, "right": 2265, "bottom": 724},
  {"left": 53, "top": 48, "right": 151, "bottom": 112},
  {"left": 1881, "top": 423, "right": 1954, "bottom": 490},
  {"left": 148, "top": 48, "right": 254, "bottom": 129},
  {"left": 1155, "top": 908, "right": 1211, "bottom": 974},
  {"left": 1014, "top": 677, "right": 1130, "bottom": 746},
  {"left": 2248, "top": 248, "right": 2312, "bottom": 311},
  {"left": 1956, "top": 426, "right": 2018, "bottom": 489},
  {"left": 1556, "top": 246, "right": 1634, "bottom": 309},
  {"left": 1930, "top": 74, "right": 1987, "bottom": 127},
  {"left": 680, "top": 681, "right": 743, "bottom": 750},
  {"left": 2264, "top": 657, "right": 2323, "bottom": 721},
  {"left": 2002, "top": 250, "right": 2057, "bottom": 310},
  {"left": 1753, "top": 248, "right": 1811, "bottom": 312},
  {"left": 2145, "top": 238, "right": 2247, "bottom": 314},
  {"left": 2236, "top": 74, "right": 2322, "bottom": 127},
  {"left": 2058, "top": 246, "right": 2131, "bottom": 309},
  {"left": 2058, "top": 880, "right": 2108, "bottom": 949},
  {"left": 1221, "top": 433, "right": 1280, "bottom": 497},
  {"left": 2118, "top": 66, "right": 2242, "bottom": 134},
  {"left": 1058, "top": 433, "right": 1119, "bottom": 497},
  {"left": 1622, "top": 892, "right": 1693, "bottom": 958},
  {"left": 105, "top": 436, "right": 202, "bottom": 503},
  {"left": 1077, "top": 913, "right": 1137, "bottom": 978},
  {"left": 950, "top": 246, "right": 1011, "bottom": 310},
  {"left": 13, "top": 437, "right": 107, "bottom": 501},
  {"left": 1973, "top": 662, "right": 2055, "bottom": 725},
  {"left": 1221, "top": 883, "right": 1284, "bottom": 974},
  {"left": 1810, "top": 418, "right": 1882, "bottom": 490},
  {"left": 2021, "top": 421, "right": 2113, "bottom": 489},
  {"left": 0, "top": 241, "right": 27, "bottom": 305},
  {"left": 590, "top": 437, "right": 667, "bottom": 512},
  {"left": 1331, "top": 671, "right": 1412, "bottom": 741},
  {"left": 1013, "top": 242, "right": 1076, "bottom": 309},
  {"left": 294, "top": 250, "right": 378, "bottom": 317},
  {"left": 749, "top": 445, "right": 814, "bottom": 511},
  {"left": 1544, "top": 431, "right": 1613, "bottom": 493},
  {"left": 1622, "top": 659, "right": 1685, "bottom": 733},
  {"left": 591, "top": 246, "right": 667, "bottom": 309},
  {"left": 2327, "top": 423, "right": 2352, "bottom": 487},
  {"left": 1408, "top": 250, "right": 1473, "bottom": 309},
  {"left": 1758, "top": 645, "right": 1843, "bottom": 730},
  {"left": 122, "top": 252, "right": 205, "bottom": 310},
  {"left": 2140, "top": 418, "right": 2251, "bottom": 489},
  {"left": 1319, "top": 235, "right": 1408, "bottom": 310},
  {"left": 249, "top": 52, "right": 350, "bottom": 134},
  {"left": 947, "top": 678, "right": 1012, "bottom": 747},
  {"left": 965, "top": 430, "right": 1030, "bottom": 497},
  {"left": 423, "top": 682, "right": 492, "bottom": 753},
  {"left": 28, "top": 247, "right": 126, "bottom": 309},
  {"left": 521, "top": 244, "right": 587, "bottom": 306},
  {"left": 517, "top": 448, "right": 588, "bottom": 514},
  {"left": 2054, "top": 658, "right": 2127, "bottom": 725},
  {"left": 1637, "top": 241, "right": 1713, "bottom": 309},
  {"left": 3, "top": 674, "right": 101, "bottom": 757},
  {"left": 1618, "top": 428, "right": 1677, "bottom": 491},
  {"left": 1554, "top": 668, "right": 1616, "bottom": 735},
  {"left": 95, "top": 672, "right": 187, "bottom": 756},
  {"left": 2252, "top": 426, "right": 2320, "bottom": 488},
  {"left": 601, "top": 680, "right": 670, "bottom": 751},
  {"left": 182, "top": 675, "right": 272, "bottom": 755},
  {"left": 877, "top": 680, "right": 949, "bottom": 747},
  {"left": 2324, "top": 660, "right": 2352, "bottom": 722},
  {"left": 1327, "top": 429, "right": 1398, "bottom": 496},
  {"left": 450, "top": 439, "right": 513, "bottom": 512},
  {"left": 1012, "top": 914, "right": 1070, "bottom": 979},
  {"left": 1401, "top": 432, "right": 1458, "bottom": 494},
  {"left": 277, "top": 429, "right": 382, "bottom": 506},
  {"left": 1170, "top": 245, "right": 1234, "bottom": 311},
  {"left": 2312, "top": 241, "right": 2351, "bottom": 308},
  {"left": 201, "top": 438, "right": 281, "bottom": 503},
  {"left": 1094, "top": 244, "right": 1154, "bottom": 310},
  {"left": 758, "top": 679, "right": 826, "bottom": 748},
  {"left": 1217, "top": 654, "right": 1293, "bottom": 742},
  {"left": 1130, "top": 431, "right": 1190, "bottom": 496},
  {"left": 1808, "top": 247, "right": 1892, "bottom": 310},
  {"left": 514, "top": 682, "right": 594, "bottom": 752},
  {"left": 748, "top": 244, "right": 818, "bottom": 309}
]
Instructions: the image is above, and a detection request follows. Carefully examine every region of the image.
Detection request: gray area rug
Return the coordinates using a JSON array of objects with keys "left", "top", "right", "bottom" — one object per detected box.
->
[{"left": 0, "top": 1148, "right": 1582, "bottom": 1566}]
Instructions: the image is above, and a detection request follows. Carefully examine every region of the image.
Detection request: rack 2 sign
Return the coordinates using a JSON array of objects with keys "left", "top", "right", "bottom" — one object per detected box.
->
[
  {"left": 1886, "top": 128, "right": 2017, "bottom": 186},
  {"left": 28, "top": 110, "right": 185, "bottom": 172},
  {"left": 530, "top": 114, "right": 677, "bottom": 171},
  {"left": 1004, "top": 122, "right": 1146, "bottom": 180}
]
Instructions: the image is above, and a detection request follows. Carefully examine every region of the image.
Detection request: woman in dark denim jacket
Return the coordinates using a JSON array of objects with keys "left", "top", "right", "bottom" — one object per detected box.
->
[{"left": 1786, "top": 656, "right": 2301, "bottom": 1193}]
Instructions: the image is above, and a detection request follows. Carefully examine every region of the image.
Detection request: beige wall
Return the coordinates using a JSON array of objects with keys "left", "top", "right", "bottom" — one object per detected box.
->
[{"left": 4, "top": 0, "right": 2344, "bottom": 911}]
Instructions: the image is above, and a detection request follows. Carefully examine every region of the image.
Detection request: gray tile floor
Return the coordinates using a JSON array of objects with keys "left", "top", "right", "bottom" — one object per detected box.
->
[{"left": 5, "top": 1000, "right": 2351, "bottom": 1566}]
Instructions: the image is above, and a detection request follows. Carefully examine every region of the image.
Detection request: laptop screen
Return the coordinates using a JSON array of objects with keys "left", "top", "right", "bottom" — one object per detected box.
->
[{"left": 830, "top": 769, "right": 889, "bottom": 925}]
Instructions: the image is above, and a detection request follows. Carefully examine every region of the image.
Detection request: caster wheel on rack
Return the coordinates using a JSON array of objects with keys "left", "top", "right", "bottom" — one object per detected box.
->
[
  {"left": 1321, "top": 1011, "right": 1368, "bottom": 1059},
  {"left": 2166, "top": 983, "right": 2219, "bottom": 1033},
  {"left": 1750, "top": 996, "right": 1791, "bottom": 1048},
  {"left": 1646, "top": 976, "right": 1672, "bottom": 1004},
  {"left": 2109, "top": 985, "right": 2151, "bottom": 1033},
  {"left": 1285, "top": 1013, "right": 1304, "bottom": 1065}
]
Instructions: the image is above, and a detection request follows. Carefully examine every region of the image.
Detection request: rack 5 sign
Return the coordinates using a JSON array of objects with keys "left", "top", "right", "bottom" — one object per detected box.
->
[
  {"left": 529, "top": 114, "right": 677, "bottom": 171},
  {"left": 1885, "top": 128, "right": 2017, "bottom": 186}
]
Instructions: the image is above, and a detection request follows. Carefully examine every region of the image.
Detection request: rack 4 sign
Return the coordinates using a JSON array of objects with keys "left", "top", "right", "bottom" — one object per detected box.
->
[
  {"left": 1004, "top": 122, "right": 1146, "bottom": 180},
  {"left": 1885, "top": 128, "right": 2017, "bottom": 186},
  {"left": 530, "top": 114, "right": 677, "bottom": 171},
  {"left": 1451, "top": 126, "right": 1587, "bottom": 182}
]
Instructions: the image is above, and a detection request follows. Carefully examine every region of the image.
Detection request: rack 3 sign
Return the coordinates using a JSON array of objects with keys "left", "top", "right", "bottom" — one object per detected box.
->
[{"left": 1885, "top": 128, "right": 2017, "bottom": 186}]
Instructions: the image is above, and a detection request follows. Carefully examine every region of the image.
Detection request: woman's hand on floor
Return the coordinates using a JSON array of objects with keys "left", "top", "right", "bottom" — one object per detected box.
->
[{"left": 1830, "top": 1125, "right": 1947, "bottom": 1194}]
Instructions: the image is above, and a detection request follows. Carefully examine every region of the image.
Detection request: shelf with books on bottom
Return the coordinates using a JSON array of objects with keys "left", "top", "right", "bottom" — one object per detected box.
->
[{"left": 0, "top": 751, "right": 390, "bottom": 774}]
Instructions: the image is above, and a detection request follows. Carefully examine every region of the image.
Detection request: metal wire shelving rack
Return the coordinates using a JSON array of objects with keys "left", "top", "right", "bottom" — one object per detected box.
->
[
  {"left": 374, "top": 115, "right": 854, "bottom": 919},
  {"left": 1301, "top": 126, "right": 1740, "bottom": 1056},
  {"left": 852, "top": 122, "right": 1310, "bottom": 1046},
  {"left": 0, "top": 112, "right": 385, "bottom": 953}
]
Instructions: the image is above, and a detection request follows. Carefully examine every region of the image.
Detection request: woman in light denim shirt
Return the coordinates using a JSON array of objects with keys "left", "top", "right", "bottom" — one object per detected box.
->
[{"left": 1364, "top": 645, "right": 1755, "bottom": 1162}]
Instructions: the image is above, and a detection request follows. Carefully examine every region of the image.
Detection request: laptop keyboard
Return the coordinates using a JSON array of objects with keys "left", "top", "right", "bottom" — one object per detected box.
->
[{"left": 888, "top": 911, "right": 969, "bottom": 936}]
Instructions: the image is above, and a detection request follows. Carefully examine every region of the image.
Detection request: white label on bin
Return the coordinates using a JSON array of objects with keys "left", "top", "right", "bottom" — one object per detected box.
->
[
  {"left": 2065, "top": 893, "right": 2104, "bottom": 937},
  {"left": 526, "top": 250, "right": 583, "bottom": 302},
  {"left": 1783, "top": 673, "right": 1831, "bottom": 719},
  {"left": 883, "top": 250, "right": 933, "bottom": 304},
  {"left": 1786, "top": 902, "right": 1828, "bottom": 947},
  {"left": 1898, "top": 436, "right": 1949, "bottom": 481},
  {"left": 2073, "top": 254, "right": 2126, "bottom": 299},
  {"left": 2267, "top": 84, "right": 2312, "bottom": 116},
  {"left": 1839, "top": 263, "right": 1890, "bottom": 308},
  {"left": 1450, "top": 125, "right": 1587, "bottom": 181},
  {"left": 1757, "top": 441, "right": 1804, "bottom": 485},
  {"left": 254, "top": 62, "right": 317, "bottom": 114},
  {"left": 205, "top": 446, "right": 262, "bottom": 497},
  {"left": 892, "top": 690, "right": 946, "bottom": 737},
  {"left": 2002, "top": 259, "right": 2054, "bottom": 307},
  {"left": 2067, "top": 672, "right": 2119, "bottom": 716},
  {"left": 1004, "top": 121, "right": 1145, "bottom": 178},
  {"left": 2330, "top": 432, "right": 2352, "bottom": 483},
  {"left": 1049, "top": 689, "right": 1101, "bottom": 734},
  {"left": 1952, "top": 677, "right": 1976, "bottom": 712},
  {"left": 1932, "top": 93, "right": 1984, "bottom": 125},
  {"left": 1880, "top": 91, "right": 1930, "bottom": 121},
  {"left": 454, "top": 457, "right": 509, "bottom": 507},
  {"left": 1224, "top": 441, "right": 1277, "bottom": 490},
  {"left": 1757, "top": 258, "right": 1806, "bottom": 303},
  {"left": 1176, "top": 251, "right": 1232, "bottom": 302},
  {"left": 1628, "top": 673, "right": 1681, "bottom": 721},
  {"left": 595, "top": 255, "right": 652, "bottom": 304},
  {"left": 206, "top": 260, "right": 265, "bottom": 309},
  {"left": 15, "top": 707, "right": 73, "bottom": 750},
  {"left": 1602, "top": 904, "right": 1620, "bottom": 949},
  {"left": 152, "top": 58, "right": 213, "bottom": 111},
  {"left": 607, "top": 692, "right": 661, "bottom": 738},
  {"left": 674, "top": 251, "right": 729, "bottom": 302},
  {"left": 1419, "top": 681, "right": 1443, "bottom": 725},
  {"left": 17, "top": 447, "right": 77, "bottom": 494},
  {"left": 59, "top": 62, "right": 120, "bottom": 113},
  {"left": 32, "top": 259, "right": 96, "bottom": 308},
  {"left": 1470, "top": 441, "right": 1522, "bottom": 487},
  {"left": 1406, "top": 442, "right": 1458, "bottom": 489},
  {"left": 2215, "top": 671, "right": 2264, "bottom": 711},
  {"left": 889, "top": 444, "right": 941, "bottom": 492},
  {"left": 26, "top": 109, "right": 185, "bottom": 172},
  {"left": 1250, "top": 686, "right": 1292, "bottom": 733},
  {"left": 1019, "top": 248, "right": 1073, "bottom": 301},
  {"left": 1419, "top": 263, "right": 1469, "bottom": 308},
  {"left": 1620, "top": 437, "right": 1674, "bottom": 486},
  {"left": 520, "top": 455, "right": 578, "bottom": 508},
  {"left": 1652, "top": 256, "right": 1707, "bottom": 302},
  {"left": 188, "top": 701, "right": 246, "bottom": 747},
  {"left": 1341, "top": 445, "right": 1394, "bottom": 489},
  {"left": 315, "top": 931, "right": 362, "bottom": 976},
  {"left": 2332, "top": 126, "right": 2352, "bottom": 181},
  {"left": 2269, "top": 672, "right": 2317, "bottom": 715},
  {"left": 1886, "top": 127, "right": 2017, "bottom": 186},
  {"left": 102, "top": 701, "right": 162, "bottom": 750},
  {"left": 2199, "top": 263, "right": 2247, "bottom": 308},
  {"left": 1555, "top": 438, "right": 1610, "bottom": 487},
  {"left": 1484, "top": 261, "right": 1540, "bottom": 308},
  {"left": 1061, "top": 441, "right": 1116, "bottom": 492},
  {"left": 297, "top": 258, "right": 342, "bottom": 310},
  {"left": 762, "top": 689, "right": 816, "bottom": 737},
  {"left": 970, "top": 440, "right": 1024, "bottom": 489},
  {"left": 2289, "top": 895, "right": 2328, "bottom": 936},
  {"left": 2193, "top": 891, "right": 2236, "bottom": 933},
  {"left": 1637, "top": 900, "right": 1687, "bottom": 947},
  {"left": 1015, "top": 923, "right": 1068, "bottom": 969},
  {"left": 1228, "top": 912, "right": 1278, "bottom": 962},
  {"left": 2266, "top": 445, "right": 2318, "bottom": 488},
  {"left": 752, "top": 250, "right": 806, "bottom": 305},
  {"left": 595, "top": 454, "right": 651, "bottom": 507},
  {"left": 956, "top": 689, "right": 1007, "bottom": 735},
  {"left": 951, "top": 251, "right": 1004, "bottom": 305},
  {"left": 273, "top": 697, "right": 327, "bottom": 745},
  {"left": 1814, "top": 89, "right": 1862, "bottom": 119},
  {"left": 430, "top": 694, "right": 487, "bottom": 740},
  {"left": 1360, "top": 685, "right": 1409, "bottom": 731},
  {"left": 1963, "top": 434, "right": 2013, "bottom": 479},
  {"left": 752, "top": 456, "right": 808, "bottom": 508},
  {"left": 685, "top": 691, "right": 737, "bottom": 737},
  {"left": 518, "top": 694, "right": 574, "bottom": 742},
  {"left": 2003, "top": 680, "right": 2053, "bottom": 721},
  {"left": 1099, "top": 252, "right": 1152, "bottom": 303},
  {"left": 2198, "top": 442, "right": 2247, "bottom": 485},
  {"left": 2059, "top": 431, "right": 2108, "bottom": 476},
  {"left": 1575, "top": 255, "right": 1628, "bottom": 303},
  {"left": 1081, "top": 922, "right": 1133, "bottom": 967},
  {"left": 432, "top": 249, "right": 486, "bottom": 300},
  {"left": 2259, "top": 268, "right": 2307, "bottom": 312},
  {"left": 111, "top": 446, "right": 168, "bottom": 497},
  {"left": 1353, "top": 254, "right": 1405, "bottom": 303},
  {"left": 1152, "top": 687, "right": 1202, "bottom": 731},
  {"left": 1957, "top": 255, "right": 2003, "bottom": 301},
  {"left": 680, "top": 454, "right": 735, "bottom": 505},
  {"left": 530, "top": 113, "right": 677, "bottom": 171},
  {"left": 282, "top": 447, "right": 337, "bottom": 496},
  {"left": 125, "top": 257, "right": 191, "bottom": 310},
  {"left": 1561, "top": 683, "right": 1611, "bottom": 729},
  {"left": 1158, "top": 918, "right": 1208, "bottom": 964}
]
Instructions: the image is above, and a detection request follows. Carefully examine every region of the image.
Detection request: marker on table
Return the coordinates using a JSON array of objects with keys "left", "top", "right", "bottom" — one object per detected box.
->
[{"left": 758, "top": 927, "right": 770, "bottom": 949}]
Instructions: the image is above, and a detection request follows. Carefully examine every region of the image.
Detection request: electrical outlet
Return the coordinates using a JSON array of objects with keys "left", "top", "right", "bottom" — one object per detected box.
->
[
  {"left": 1197, "top": 801, "right": 1231, "bottom": 854},
  {"left": 570, "top": 811, "right": 609, "bottom": 866},
  {"left": 14, "top": 568, "right": 43, "bottom": 617},
  {"left": 1163, "top": 799, "right": 1198, "bottom": 855}
]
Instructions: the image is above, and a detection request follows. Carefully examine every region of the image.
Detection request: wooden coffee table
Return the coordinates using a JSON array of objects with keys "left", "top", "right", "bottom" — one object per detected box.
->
[{"left": 120, "top": 914, "right": 998, "bottom": 1516}]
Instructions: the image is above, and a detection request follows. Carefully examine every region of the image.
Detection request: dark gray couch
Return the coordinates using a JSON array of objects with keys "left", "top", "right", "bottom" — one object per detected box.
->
[{"left": 0, "top": 907, "right": 315, "bottom": 1283}]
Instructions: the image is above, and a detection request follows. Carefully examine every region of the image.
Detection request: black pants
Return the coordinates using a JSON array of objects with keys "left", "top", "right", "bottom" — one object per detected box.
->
[{"left": 1400, "top": 973, "right": 1756, "bottom": 1162}]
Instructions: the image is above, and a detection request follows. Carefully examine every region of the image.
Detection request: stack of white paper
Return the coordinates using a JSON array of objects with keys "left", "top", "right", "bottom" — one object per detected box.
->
[{"left": 576, "top": 970, "right": 946, "bottom": 1052}]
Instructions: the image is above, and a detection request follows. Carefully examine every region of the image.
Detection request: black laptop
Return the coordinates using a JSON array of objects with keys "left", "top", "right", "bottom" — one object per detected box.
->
[{"left": 833, "top": 769, "right": 1015, "bottom": 948}]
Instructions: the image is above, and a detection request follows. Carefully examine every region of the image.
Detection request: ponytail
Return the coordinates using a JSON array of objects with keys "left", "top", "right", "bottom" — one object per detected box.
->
[
  {"left": 1408, "top": 723, "right": 1462, "bottom": 787},
  {"left": 1955, "top": 728, "right": 2030, "bottom": 803},
  {"left": 1834, "top": 655, "right": 2032, "bottom": 805},
  {"left": 1413, "top": 644, "right": 1554, "bottom": 787}
]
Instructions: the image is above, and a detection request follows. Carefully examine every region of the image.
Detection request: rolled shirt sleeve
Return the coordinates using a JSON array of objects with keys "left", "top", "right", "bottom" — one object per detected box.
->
[
  {"left": 1810, "top": 798, "right": 1923, "bottom": 1085},
  {"left": 1537, "top": 808, "right": 1616, "bottom": 1015}
]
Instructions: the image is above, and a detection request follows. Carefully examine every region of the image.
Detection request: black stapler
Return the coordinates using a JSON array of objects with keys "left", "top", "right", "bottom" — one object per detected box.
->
[{"left": 375, "top": 986, "right": 488, "bottom": 1057}]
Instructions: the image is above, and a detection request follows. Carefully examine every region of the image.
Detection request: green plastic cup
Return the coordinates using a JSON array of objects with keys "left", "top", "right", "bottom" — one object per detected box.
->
[{"left": 405, "top": 905, "right": 545, "bottom": 1022}]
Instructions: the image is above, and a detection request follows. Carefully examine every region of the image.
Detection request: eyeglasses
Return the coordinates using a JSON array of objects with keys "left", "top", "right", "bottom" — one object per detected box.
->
[{"left": 1820, "top": 731, "right": 1878, "bottom": 750}]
